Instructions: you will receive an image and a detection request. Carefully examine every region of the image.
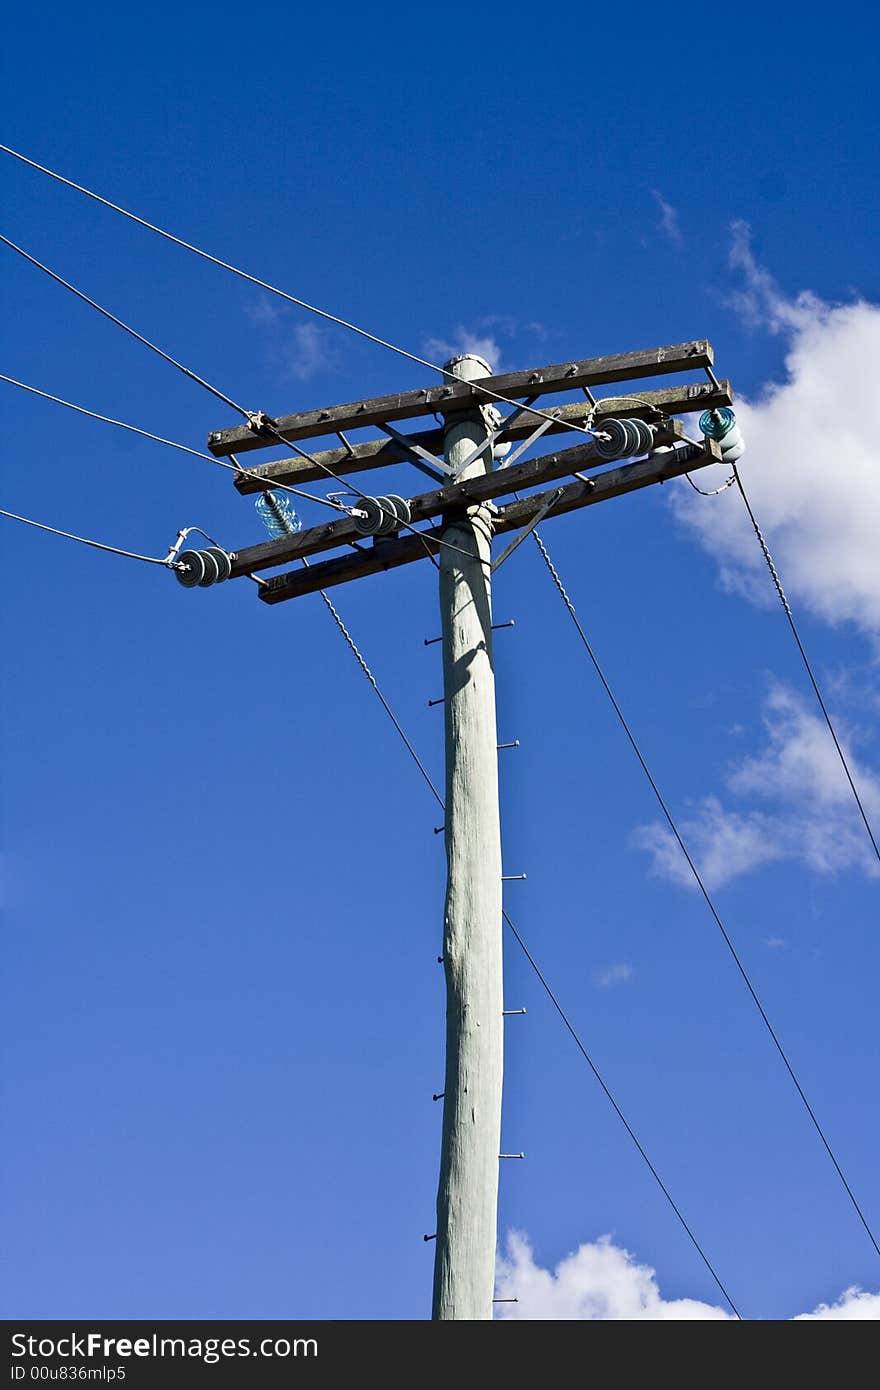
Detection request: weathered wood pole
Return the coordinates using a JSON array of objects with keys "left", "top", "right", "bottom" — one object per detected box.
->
[{"left": 432, "top": 354, "right": 504, "bottom": 1320}]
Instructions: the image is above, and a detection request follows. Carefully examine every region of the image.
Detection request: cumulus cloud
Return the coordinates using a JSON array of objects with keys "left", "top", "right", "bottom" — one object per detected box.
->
[
  {"left": 595, "top": 963, "right": 633, "bottom": 987},
  {"left": 634, "top": 685, "right": 880, "bottom": 890},
  {"left": 495, "top": 1233, "right": 880, "bottom": 1320},
  {"left": 652, "top": 191, "right": 682, "bottom": 245},
  {"left": 794, "top": 1287, "right": 880, "bottom": 1320},
  {"left": 671, "top": 223, "right": 880, "bottom": 641},
  {"left": 495, "top": 1232, "right": 731, "bottom": 1320}
]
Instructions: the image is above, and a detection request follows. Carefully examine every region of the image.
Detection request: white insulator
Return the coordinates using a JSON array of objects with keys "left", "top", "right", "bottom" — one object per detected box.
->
[{"left": 719, "top": 424, "right": 745, "bottom": 461}]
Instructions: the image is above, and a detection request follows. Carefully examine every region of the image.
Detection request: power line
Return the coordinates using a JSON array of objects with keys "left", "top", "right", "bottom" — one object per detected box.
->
[
  {"left": 0, "top": 371, "right": 349, "bottom": 515},
  {"left": 0, "top": 235, "right": 244, "bottom": 416},
  {"left": 0, "top": 239, "right": 481, "bottom": 566},
  {"left": 0, "top": 505, "right": 174, "bottom": 566},
  {"left": 310, "top": 570, "right": 741, "bottom": 1317},
  {"left": 530, "top": 525, "right": 880, "bottom": 1263},
  {"left": 0, "top": 141, "right": 596, "bottom": 441},
  {"left": 732, "top": 464, "right": 880, "bottom": 867},
  {"left": 0, "top": 371, "right": 220, "bottom": 459}
]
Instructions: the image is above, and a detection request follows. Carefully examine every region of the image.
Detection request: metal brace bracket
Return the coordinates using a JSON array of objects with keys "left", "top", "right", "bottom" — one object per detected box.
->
[
  {"left": 453, "top": 396, "right": 548, "bottom": 476},
  {"left": 495, "top": 414, "right": 557, "bottom": 471},
  {"left": 491, "top": 488, "right": 565, "bottom": 572},
  {"left": 376, "top": 422, "right": 453, "bottom": 482}
]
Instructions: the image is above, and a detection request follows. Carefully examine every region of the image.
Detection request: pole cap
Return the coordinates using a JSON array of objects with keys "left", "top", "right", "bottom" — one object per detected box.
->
[{"left": 443, "top": 353, "right": 493, "bottom": 382}]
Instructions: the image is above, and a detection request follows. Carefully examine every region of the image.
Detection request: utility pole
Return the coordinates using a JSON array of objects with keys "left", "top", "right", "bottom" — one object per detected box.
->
[
  {"left": 199, "top": 338, "right": 729, "bottom": 1320},
  {"left": 433, "top": 356, "right": 503, "bottom": 1319}
]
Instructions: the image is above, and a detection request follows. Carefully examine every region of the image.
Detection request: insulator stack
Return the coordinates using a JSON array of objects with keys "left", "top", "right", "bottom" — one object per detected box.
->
[
  {"left": 593, "top": 417, "right": 655, "bottom": 461},
  {"left": 353, "top": 494, "right": 412, "bottom": 536},
  {"left": 699, "top": 407, "right": 745, "bottom": 461},
  {"left": 175, "top": 547, "right": 233, "bottom": 588}
]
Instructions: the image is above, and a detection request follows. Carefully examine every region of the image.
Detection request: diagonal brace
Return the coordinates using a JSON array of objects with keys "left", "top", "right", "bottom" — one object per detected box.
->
[
  {"left": 491, "top": 488, "right": 565, "bottom": 572},
  {"left": 376, "top": 422, "right": 453, "bottom": 481}
]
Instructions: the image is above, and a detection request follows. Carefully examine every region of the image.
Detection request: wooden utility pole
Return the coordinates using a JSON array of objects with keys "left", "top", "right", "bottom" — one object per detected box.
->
[
  {"left": 433, "top": 356, "right": 503, "bottom": 1320},
  {"left": 201, "top": 338, "right": 729, "bottom": 1320}
]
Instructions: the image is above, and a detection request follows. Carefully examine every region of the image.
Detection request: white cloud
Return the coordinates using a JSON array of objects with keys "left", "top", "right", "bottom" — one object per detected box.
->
[
  {"left": 731, "top": 684, "right": 879, "bottom": 813},
  {"left": 652, "top": 190, "right": 682, "bottom": 245},
  {"left": 246, "top": 299, "right": 338, "bottom": 381},
  {"left": 727, "top": 219, "right": 823, "bottom": 333},
  {"left": 634, "top": 685, "right": 880, "bottom": 890},
  {"left": 794, "top": 1287, "right": 880, "bottom": 1320},
  {"left": 283, "top": 322, "right": 337, "bottom": 382},
  {"left": 633, "top": 796, "right": 784, "bottom": 890},
  {"left": 495, "top": 1233, "right": 880, "bottom": 1320},
  {"left": 671, "top": 223, "right": 880, "bottom": 641},
  {"left": 424, "top": 326, "right": 503, "bottom": 373},
  {"left": 595, "top": 962, "right": 633, "bottom": 987},
  {"left": 424, "top": 316, "right": 551, "bottom": 374},
  {"left": 495, "top": 1232, "right": 730, "bottom": 1320},
  {"left": 245, "top": 295, "right": 284, "bottom": 326}
]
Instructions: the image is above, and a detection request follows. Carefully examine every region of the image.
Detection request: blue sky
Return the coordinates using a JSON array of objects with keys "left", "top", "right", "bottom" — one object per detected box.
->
[{"left": 2, "top": 2, "right": 878, "bottom": 1321}]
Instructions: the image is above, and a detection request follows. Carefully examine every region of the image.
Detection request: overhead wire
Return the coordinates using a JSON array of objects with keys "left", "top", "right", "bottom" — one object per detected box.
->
[
  {"left": 0, "top": 238, "right": 481, "bottom": 565},
  {"left": 731, "top": 463, "right": 880, "bottom": 868},
  {"left": 0, "top": 371, "right": 350, "bottom": 515},
  {"left": 306, "top": 571, "right": 742, "bottom": 1317},
  {"left": 0, "top": 142, "right": 598, "bottom": 441},
  {"left": 529, "top": 525, "right": 880, "bottom": 1262},
  {"left": 0, "top": 505, "right": 175, "bottom": 566},
  {"left": 0, "top": 235, "right": 244, "bottom": 416}
]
